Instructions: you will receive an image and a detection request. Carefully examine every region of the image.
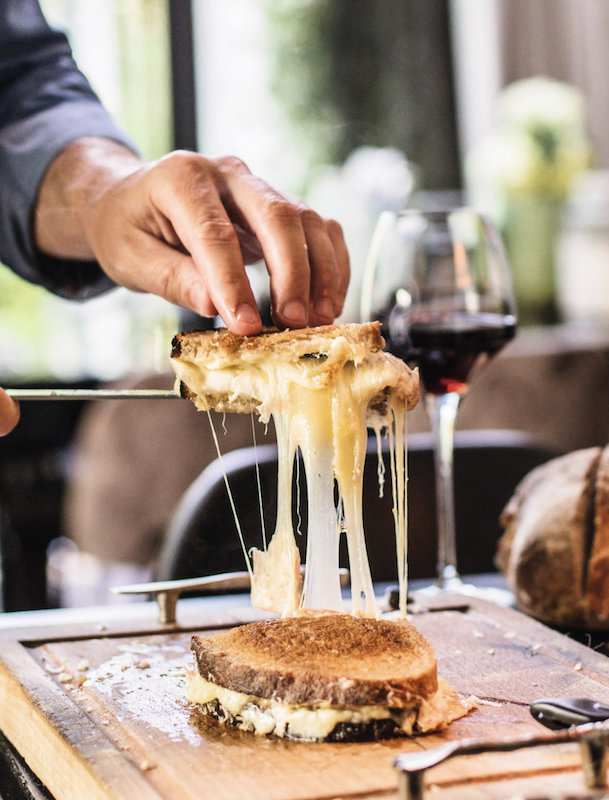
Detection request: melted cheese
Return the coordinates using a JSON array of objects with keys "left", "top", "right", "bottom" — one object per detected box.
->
[
  {"left": 172, "top": 331, "right": 417, "bottom": 617},
  {"left": 187, "top": 671, "right": 473, "bottom": 740},
  {"left": 187, "top": 671, "right": 415, "bottom": 739}
]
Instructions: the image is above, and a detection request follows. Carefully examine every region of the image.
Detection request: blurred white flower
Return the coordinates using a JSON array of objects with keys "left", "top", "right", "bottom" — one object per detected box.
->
[
  {"left": 305, "top": 146, "right": 416, "bottom": 321},
  {"left": 498, "top": 76, "right": 586, "bottom": 141},
  {"left": 341, "top": 146, "right": 416, "bottom": 214},
  {"left": 467, "top": 77, "right": 591, "bottom": 215}
]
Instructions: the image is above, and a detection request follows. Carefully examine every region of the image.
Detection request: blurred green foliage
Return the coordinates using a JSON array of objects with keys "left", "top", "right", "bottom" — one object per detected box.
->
[
  {"left": 115, "top": 0, "right": 172, "bottom": 161},
  {"left": 1, "top": 0, "right": 173, "bottom": 379},
  {"left": 266, "top": 0, "right": 381, "bottom": 171},
  {"left": 265, "top": 0, "right": 461, "bottom": 191}
]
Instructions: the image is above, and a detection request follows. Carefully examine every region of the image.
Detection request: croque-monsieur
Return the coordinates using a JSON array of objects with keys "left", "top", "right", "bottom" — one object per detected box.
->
[{"left": 172, "top": 323, "right": 473, "bottom": 740}]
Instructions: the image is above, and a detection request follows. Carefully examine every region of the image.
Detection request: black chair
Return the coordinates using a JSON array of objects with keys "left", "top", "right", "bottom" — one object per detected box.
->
[
  {"left": 0, "top": 386, "right": 89, "bottom": 611},
  {"left": 156, "top": 430, "right": 562, "bottom": 584}
]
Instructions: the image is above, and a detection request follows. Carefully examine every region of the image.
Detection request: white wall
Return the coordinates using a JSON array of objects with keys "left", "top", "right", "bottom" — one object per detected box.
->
[{"left": 449, "top": 0, "right": 502, "bottom": 190}]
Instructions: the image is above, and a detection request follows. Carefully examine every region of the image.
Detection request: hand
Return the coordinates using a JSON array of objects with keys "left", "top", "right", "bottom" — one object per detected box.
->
[
  {"left": 0, "top": 388, "right": 20, "bottom": 436},
  {"left": 35, "top": 140, "right": 350, "bottom": 335}
]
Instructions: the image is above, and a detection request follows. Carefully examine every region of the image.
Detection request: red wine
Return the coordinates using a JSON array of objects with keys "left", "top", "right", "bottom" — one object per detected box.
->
[{"left": 387, "top": 313, "right": 516, "bottom": 396}]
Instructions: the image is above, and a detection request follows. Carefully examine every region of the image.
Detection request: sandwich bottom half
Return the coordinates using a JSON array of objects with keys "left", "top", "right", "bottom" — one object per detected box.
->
[
  {"left": 187, "top": 672, "right": 471, "bottom": 742},
  {"left": 186, "top": 614, "right": 475, "bottom": 742}
]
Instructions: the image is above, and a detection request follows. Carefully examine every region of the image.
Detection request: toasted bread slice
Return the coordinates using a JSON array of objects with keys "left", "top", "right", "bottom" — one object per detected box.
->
[
  {"left": 171, "top": 322, "right": 419, "bottom": 418},
  {"left": 187, "top": 614, "right": 472, "bottom": 741},
  {"left": 191, "top": 614, "right": 437, "bottom": 706}
]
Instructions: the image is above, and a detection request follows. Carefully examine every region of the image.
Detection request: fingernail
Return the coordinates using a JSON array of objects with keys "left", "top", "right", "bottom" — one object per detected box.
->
[
  {"left": 235, "top": 304, "right": 260, "bottom": 325},
  {"left": 282, "top": 301, "right": 307, "bottom": 326},
  {"left": 313, "top": 298, "right": 334, "bottom": 321}
]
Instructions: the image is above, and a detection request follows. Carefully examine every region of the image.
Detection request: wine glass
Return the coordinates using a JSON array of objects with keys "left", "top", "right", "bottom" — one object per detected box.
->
[{"left": 361, "top": 208, "right": 517, "bottom": 594}]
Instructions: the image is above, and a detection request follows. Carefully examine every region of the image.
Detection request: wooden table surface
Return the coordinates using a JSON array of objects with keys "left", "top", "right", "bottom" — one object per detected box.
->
[{"left": 2, "top": 589, "right": 609, "bottom": 800}]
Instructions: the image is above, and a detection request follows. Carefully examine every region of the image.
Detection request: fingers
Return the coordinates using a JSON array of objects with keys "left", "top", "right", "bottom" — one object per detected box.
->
[
  {"left": 120, "top": 229, "right": 221, "bottom": 318},
  {"left": 324, "top": 217, "right": 350, "bottom": 317},
  {"left": 86, "top": 150, "right": 351, "bottom": 335},
  {"left": 145, "top": 154, "right": 264, "bottom": 335},
  {"left": 0, "top": 389, "right": 20, "bottom": 436},
  {"left": 216, "top": 158, "right": 349, "bottom": 329}
]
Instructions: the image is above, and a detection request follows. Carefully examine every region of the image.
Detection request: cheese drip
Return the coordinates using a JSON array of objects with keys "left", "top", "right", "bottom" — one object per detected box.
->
[
  {"left": 187, "top": 671, "right": 472, "bottom": 739},
  {"left": 172, "top": 329, "right": 416, "bottom": 618}
]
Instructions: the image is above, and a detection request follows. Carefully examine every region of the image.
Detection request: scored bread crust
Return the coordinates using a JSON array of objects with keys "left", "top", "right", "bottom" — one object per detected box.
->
[
  {"left": 171, "top": 322, "right": 420, "bottom": 414},
  {"left": 191, "top": 614, "right": 438, "bottom": 707},
  {"left": 586, "top": 444, "right": 609, "bottom": 625}
]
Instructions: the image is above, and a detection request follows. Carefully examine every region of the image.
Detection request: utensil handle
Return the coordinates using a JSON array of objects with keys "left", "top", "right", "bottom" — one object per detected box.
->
[
  {"left": 5, "top": 388, "right": 179, "bottom": 400},
  {"left": 531, "top": 697, "right": 609, "bottom": 729}
]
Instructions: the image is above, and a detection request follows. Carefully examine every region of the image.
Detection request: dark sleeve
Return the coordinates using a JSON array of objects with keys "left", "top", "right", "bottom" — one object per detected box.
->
[{"left": 0, "top": 0, "right": 139, "bottom": 300}]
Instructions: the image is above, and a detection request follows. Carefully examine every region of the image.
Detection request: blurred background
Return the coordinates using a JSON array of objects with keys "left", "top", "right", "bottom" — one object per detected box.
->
[{"left": 3, "top": 0, "right": 609, "bottom": 611}]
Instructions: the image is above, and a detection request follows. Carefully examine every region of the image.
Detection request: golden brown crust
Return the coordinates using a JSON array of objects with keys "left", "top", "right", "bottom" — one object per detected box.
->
[
  {"left": 191, "top": 614, "right": 437, "bottom": 707},
  {"left": 171, "top": 322, "right": 419, "bottom": 414},
  {"left": 177, "top": 382, "right": 260, "bottom": 415},
  {"left": 171, "top": 322, "right": 384, "bottom": 362}
]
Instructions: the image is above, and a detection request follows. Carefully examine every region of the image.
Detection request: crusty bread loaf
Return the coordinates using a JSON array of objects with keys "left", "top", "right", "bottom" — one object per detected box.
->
[
  {"left": 191, "top": 613, "right": 437, "bottom": 707},
  {"left": 171, "top": 322, "right": 420, "bottom": 416},
  {"left": 498, "top": 445, "right": 609, "bottom": 629}
]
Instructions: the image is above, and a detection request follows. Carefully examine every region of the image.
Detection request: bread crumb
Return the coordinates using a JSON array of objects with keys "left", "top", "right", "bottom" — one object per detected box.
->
[
  {"left": 574, "top": 662, "right": 582, "bottom": 671},
  {"left": 76, "top": 659, "right": 89, "bottom": 671},
  {"left": 58, "top": 672, "right": 72, "bottom": 684},
  {"left": 141, "top": 760, "right": 156, "bottom": 771},
  {"left": 487, "top": 649, "right": 495, "bottom": 655}
]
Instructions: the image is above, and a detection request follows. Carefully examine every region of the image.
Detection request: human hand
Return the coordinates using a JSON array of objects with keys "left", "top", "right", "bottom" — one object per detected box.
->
[
  {"left": 36, "top": 140, "right": 350, "bottom": 336},
  {"left": 0, "top": 389, "right": 20, "bottom": 436}
]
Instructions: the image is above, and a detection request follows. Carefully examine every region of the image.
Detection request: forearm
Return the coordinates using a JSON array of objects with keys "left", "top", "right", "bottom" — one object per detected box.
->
[{"left": 34, "top": 137, "right": 143, "bottom": 261}]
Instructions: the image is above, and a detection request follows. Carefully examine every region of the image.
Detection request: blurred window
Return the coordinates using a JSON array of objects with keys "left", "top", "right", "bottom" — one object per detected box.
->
[{"left": 0, "top": 0, "right": 178, "bottom": 383}]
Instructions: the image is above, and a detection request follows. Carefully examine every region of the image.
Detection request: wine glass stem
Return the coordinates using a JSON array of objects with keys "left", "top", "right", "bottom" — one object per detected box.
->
[{"left": 425, "top": 392, "right": 461, "bottom": 588}]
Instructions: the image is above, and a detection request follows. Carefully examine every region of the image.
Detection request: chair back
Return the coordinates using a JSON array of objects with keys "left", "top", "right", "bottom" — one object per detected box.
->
[{"left": 156, "top": 430, "right": 562, "bottom": 584}]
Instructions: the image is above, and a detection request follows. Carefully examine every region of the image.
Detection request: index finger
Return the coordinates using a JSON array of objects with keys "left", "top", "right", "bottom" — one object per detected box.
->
[
  {"left": 151, "top": 154, "right": 263, "bottom": 335},
  {"left": 217, "top": 159, "right": 346, "bottom": 329}
]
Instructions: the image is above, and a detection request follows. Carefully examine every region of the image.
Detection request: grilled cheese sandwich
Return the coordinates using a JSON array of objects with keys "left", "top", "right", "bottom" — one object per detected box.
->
[{"left": 171, "top": 322, "right": 419, "bottom": 617}]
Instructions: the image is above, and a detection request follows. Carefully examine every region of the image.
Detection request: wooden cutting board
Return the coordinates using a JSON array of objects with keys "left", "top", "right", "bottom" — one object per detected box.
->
[{"left": 2, "top": 594, "right": 609, "bottom": 800}]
